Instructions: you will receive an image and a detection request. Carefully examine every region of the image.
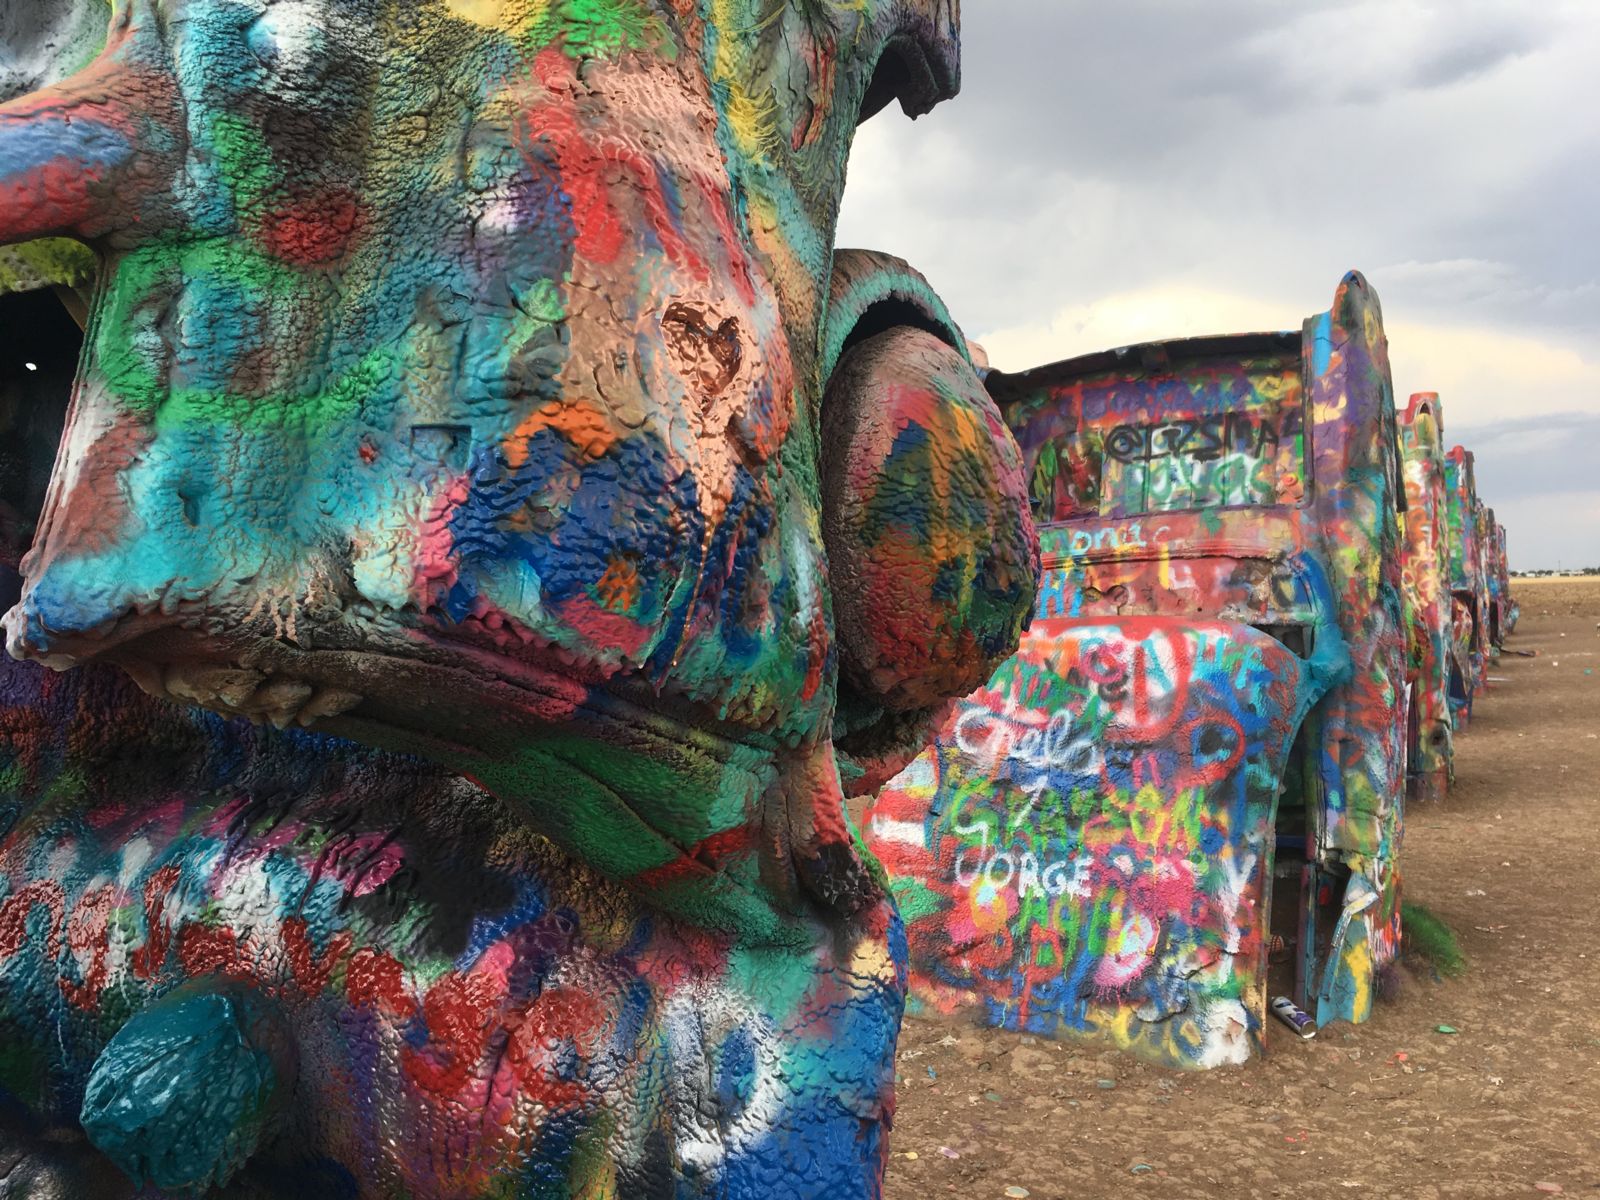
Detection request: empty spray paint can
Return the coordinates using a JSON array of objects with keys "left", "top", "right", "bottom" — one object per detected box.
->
[{"left": 1271, "top": 996, "right": 1317, "bottom": 1040}]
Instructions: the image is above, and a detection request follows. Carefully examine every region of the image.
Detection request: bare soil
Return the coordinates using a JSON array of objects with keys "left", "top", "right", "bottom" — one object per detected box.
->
[{"left": 883, "top": 575, "right": 1600, "bottom": 1199}]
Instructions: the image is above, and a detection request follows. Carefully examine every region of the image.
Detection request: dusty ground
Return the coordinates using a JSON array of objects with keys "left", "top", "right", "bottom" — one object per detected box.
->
[{"left": 883, "top": 576, "right": 1600, "bottom": 1199}]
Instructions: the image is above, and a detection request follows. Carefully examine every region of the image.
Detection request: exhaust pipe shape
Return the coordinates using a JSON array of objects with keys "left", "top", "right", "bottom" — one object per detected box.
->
[{"left": 0, "top": 1, "right": 182, "bottom": 247}]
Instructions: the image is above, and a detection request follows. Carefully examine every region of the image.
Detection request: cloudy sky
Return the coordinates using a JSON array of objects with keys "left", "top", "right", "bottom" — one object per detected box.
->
[{"left": 836, "top": 1, "right": 1600, "bottom": 570}]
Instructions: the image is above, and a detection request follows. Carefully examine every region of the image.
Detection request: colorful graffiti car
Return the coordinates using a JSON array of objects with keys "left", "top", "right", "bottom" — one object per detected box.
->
[
  {"left": 1398, "top": 393, "right": 1457, "bottom": 802},
  {"left": 864, "top": 273, "right": 1409, "bottom": 1068},
  {"left": 0, "top": 239, "right": 1037, "bottom": 1197},
  {"left": 1444, "top": 446, "right": 1490, "bottom": 719},
  {"left": 1488, "top": 517, "right": 1518, "bottom": 640},
  {"left": 0, "top": 1, "right": 1049, "bottom": 1193},
  {"left": 1480, "top": 505, "right": 1516, "bottom": 651},
  {"left": 1476, "top": 501, "right": 1495, "bottom": 663}
]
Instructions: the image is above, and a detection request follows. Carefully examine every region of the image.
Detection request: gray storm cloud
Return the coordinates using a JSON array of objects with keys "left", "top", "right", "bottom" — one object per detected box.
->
[{"left": 837, "top": 1, "right": 1600, "bottom": 568}]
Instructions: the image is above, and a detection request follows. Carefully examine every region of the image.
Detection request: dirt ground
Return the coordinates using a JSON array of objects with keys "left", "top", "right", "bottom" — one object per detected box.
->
[{"left": 882, "top": 576, "right": 1600, "bottom": 1200}]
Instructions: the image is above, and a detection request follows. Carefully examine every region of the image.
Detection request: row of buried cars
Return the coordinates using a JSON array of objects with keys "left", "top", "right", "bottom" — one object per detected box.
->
[{"left": 861, "top": 271, "right": 1519, "bottom": 1070}]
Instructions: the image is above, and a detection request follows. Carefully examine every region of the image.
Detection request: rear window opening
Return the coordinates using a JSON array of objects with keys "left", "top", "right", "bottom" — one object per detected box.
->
[
  {"left": 0, "top": 289, "right": 83, "bottom": 609},
  {"left": 991, "top": 344, "right": 1308, "bottom": 525}
]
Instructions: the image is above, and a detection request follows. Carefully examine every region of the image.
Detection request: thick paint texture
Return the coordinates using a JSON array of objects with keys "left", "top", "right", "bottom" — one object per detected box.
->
[
  {"left": 0, "top": 661, "right": 906, "bottom": 1198},
  {"left": 823, "top": 324, "right": 1038, "bottom": 715},
  {"left": 1397, "top": 393, "right": 1456, "bottom": 803},
  {"left": 0, "top": 0, "right": 1010, "bottom": 941},
  {"left": 0, "top": 2, "right": 1043, "bottom": 1197},
  {"left": 867, "top": 274, "right": 1411, "bottom": 1060}
]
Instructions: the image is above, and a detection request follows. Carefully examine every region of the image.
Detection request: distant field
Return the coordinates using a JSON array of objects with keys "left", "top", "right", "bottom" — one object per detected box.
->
[{"left": 1510, "top": 574, "right": 1600, "bottom": 616}]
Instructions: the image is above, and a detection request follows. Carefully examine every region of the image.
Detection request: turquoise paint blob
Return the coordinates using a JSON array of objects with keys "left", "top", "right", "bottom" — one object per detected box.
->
[
  {"left": 1311, "top": 309, "right": 1334, "bottom": 378},
  {"left": 80, "top": 982, "right": 296, "bottom": 1193}
]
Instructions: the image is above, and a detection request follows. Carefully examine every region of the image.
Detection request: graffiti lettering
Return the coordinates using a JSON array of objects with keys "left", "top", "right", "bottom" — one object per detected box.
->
[
  {"left": 954, "top": 705, "right": 1100, "bottom": 775},
  {"left": 867, "top": 620, "right": 1317, "bottom": 1070},
  {"left": 1104, "top": 412, "right": 1298, "bottom": 465}
]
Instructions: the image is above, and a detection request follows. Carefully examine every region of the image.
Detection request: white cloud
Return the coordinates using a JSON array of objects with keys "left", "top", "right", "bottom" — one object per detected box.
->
[
  {"left": 1386, "top": 319, "right": 1600, "bottom": 429},
  {"left": 975, "top": 284, "right": 1294, "bottom": 374}
]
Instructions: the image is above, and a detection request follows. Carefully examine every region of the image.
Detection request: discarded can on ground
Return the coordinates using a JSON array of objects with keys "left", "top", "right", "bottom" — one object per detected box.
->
[{"left": 1271, "top": 996, "right": 1318, "bottom": 1040}]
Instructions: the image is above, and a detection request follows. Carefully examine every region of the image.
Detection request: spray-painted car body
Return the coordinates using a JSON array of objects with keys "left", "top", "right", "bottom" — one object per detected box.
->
[
  {"left": 0, "top": 2, "right": 1050, "bottom": 1196},
  {"left": 1481, "top": 506, "right": 1515, "bottom": 649},
  {"left": 1444, "top": 447, "right": 1489, "bottom": 718},
  {"left": 864, "top": 273, "right": 1408, "bottom": 1067},
  {"left": 1476, "top": 502, "right": 1496, "bottom": 661},
  {"left": 864, "top": 616, "right": 1343, "bottom": 1069},
  {"left": 1488, "top": 518, "right": 1518, "bottom": 640},
  {"left": 0, "top": 249, "right": 1037, "bottom": 1199},
  {"left": 1397, "top": 393, "right": 1456, "bottom": 802}
]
